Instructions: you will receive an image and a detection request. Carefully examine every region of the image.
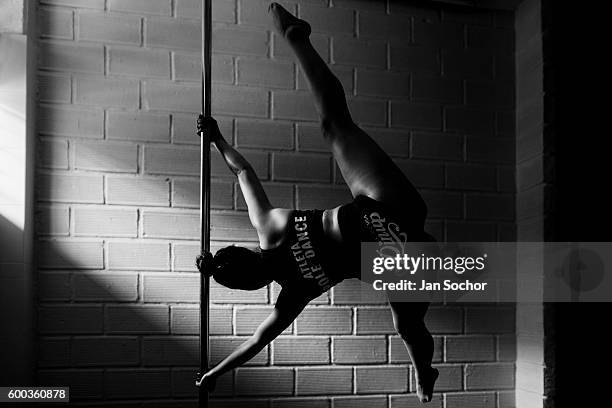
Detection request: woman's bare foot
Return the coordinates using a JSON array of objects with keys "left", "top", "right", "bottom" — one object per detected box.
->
[
  {"left": 416, "top": 367, "right": 439, "bottom": 403},
  {"left": 269, "top": 2, "right": 311, "bottom": 42}
]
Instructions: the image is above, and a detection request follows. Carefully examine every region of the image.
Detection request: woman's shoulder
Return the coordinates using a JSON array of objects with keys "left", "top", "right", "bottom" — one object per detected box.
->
[{"left": 258, "top": 208, "right": 292, "bottom": 250}]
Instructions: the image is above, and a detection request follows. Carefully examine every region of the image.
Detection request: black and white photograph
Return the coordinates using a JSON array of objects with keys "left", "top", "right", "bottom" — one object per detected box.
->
[{"left": 1, "top": 0, "right": 609, "bottom": 407}]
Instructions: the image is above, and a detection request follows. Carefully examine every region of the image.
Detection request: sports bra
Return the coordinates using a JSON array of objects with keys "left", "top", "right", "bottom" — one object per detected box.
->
[{"left": 260, "top": 209, "right": 346, "bottom": 298}]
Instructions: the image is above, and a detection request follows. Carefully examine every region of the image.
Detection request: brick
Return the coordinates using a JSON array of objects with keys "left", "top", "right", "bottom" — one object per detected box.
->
[
  {"left": 446, "top": 221, "right": 497, "bottom": 242},
  {"left": 39, "top": 337, "right": 71, "bottom": 367},
  {"left": 466, "top": 80, "right": 514, "bottom": 108},
  {"left": 171, "top": 306, "right": 232, "bottom": 335},
  {"left": 296, "top": 367, "right": 352, "bottom": 395},
  {"left": 295, "top": 307, "right": 351, "bottom": 335},
  {"left": 78, "top": 12, "right": 141, "bottom": 44},
  {"left": 396, "top": 160, "right": 444, "bottom": 188},
  {"left": 359, "top": 12, "right": 411, "bottom": 41},
  {"left": 332, "top": 280, "right": 386, "bottom": 305},
  {"left": 173, "top": 179, "right": 233, "bottom": 209},
  {"left": 146, "top": 17, "right": 200, "bottom": 51},
  {"left": 39, "top": 305, "right": 103, "bottom": 334},
  {"left": 390, "top": 394, "right": 443, "bottom": 408},
  {"left": 105, "top": 369, "right": 171, "bottom": 399},
  {"left": 143, "top": 81, "right": 269, "bottom": 117},
  {"left": 144, "top": 145, "right": 199, "bottom": 176},
  {"left": 296, "top": 185, "right": 351, "bottom": 209},
  {"left": 39, "top": 7, "right": 73, "bottom": 39},
  {"left": 74, "top": 141, "right": 138, "bottom": 173},
  {"left": 333, "top": 336, "right": 386, "bottom": 364},
  {"left": 443, "top": 50, "right": 494, "bottom": 80},
  {"left": 300, "top": 4, "right": 354, "bottom": 35},
  {"left": 235, "top": 181, "right": 293, "bottom": 209},
  {"left": 356, "top": 366, "right": 408, "bottom": 394},
  {"left": 71, "top": 336, "right": 139, "bottom": 366},
  {"left": 333, "top": 36, "right": 386, "bottom": 69},
  {"left": 106, "top": 176, "right": 170, "bottom": 206},
  {"left": 73, "top": 207, "right": 137, "bottom": 237},
  {"left": 238, "top": 0, "right": 292, "bottom": 27},
  {"left": 107, "top": 242, "right": 170, "bottom": 270},
  {"left": 356, "top": 69, "right": 410, "bottom": 98},
  {"left": 237, "top": 58, "right": 294, "bottom": 89},
  {"left": 108, "top": 0, "right": 172, "bottom": 15},
  {"left": 412, "top": 75, "right": 463, "bottom": 103},
  {"left": 273, "top": 91, "right": 317, "bottom": 121},
  {"left": 211, "top": 212, "right": 260, "bottom": 241},
  {"left": 173, "top": 53, "right": 234, "bottom": 83},
  {"left": 466, "top": 193, "right": 515, "bottom": 221},
  {"left": 236, "top": 307, "right": 293, "bottom": 335},
  {"left": 38, "top": 272, "right": 71, "bottom": 301},
  {"left": 143, "top": 274, "right": 198, "bottom": 303},
  {"left": 443, "top": 8, "right": 492, "bottom": 25},
  {"left": 425, "top": 306, "right": 463, "bottom": 333},
  {"left": 413, "top": 21, "right": 464, "bottom": 48},
  {"left": 74, "top": 272, "right": 138, "bottom": 301},
  {"left": 391, "top": 102, "right": 441, "bottom": 130},
  {"left": 446, "top": 393, "right": 496, "bottom": 408},
  {"left": 41, "top": 0, "right": 104, "bottom": 9},
  {"left": 274, "top": 33, "right": 329, "bottom": 62},
  {"left": 466, "top": 136, "right": 514, "bottom": 164},
  {"left": 411, "top": 132, "right": 463, "bottom": 161},
  {"left": 106, "top": 305, "right": 169, "bottom": 334},
  {"left": 38, "top": 139, "right": 68, "bottom": 169},
  {"left": 465, "top": 307, "right": 514, "bottom": 334},
  {"left": 213, "top": 26, "right": 269, "bottom": 56},
  {"left": 446, "top": 164, "right": 497, "bottom": 191},
  {"left": 465, "top": 363, "right": 514, "bottom": 390},
  {"left": 236, "top": 119, "right": 294, "bottom": 150},
  {"left": 390, "top": 335, "right": 443, "bottom": 363},
  {"left": 107, "top": 111, "right": 170, "bottom": 143},
  {"left": 38, "top": 73, "right": 71, "bottom": 103},
  {"left": 171, "top": 242, "right": 200, "bottom": 272},
  {"left": 355, "top": 307, "right": 394, "bottom": 334},
  {"left": 142, "top": 210, "right": 198, "bottom": 239},
  {"left": 38, "top": 40, "right": 104, "bottom": 73},
  {"left": 141, "top": 336, "right": 198, "bottom": 366},
  {"left": 236, "top": 368, "right": 294, "bottom": 396},
  {"left": 347, "top": 97, "right": 387, "bottom": 126},
  {"left": 270, "top": 398, "right": 328, "bottom": 408},
  {"left": 333, "top": 396, "right": 386, "bottom": 408},
  {"left": 38, "top": 240, "right": 104, "bottom": 269},
  {"left": 387, "top": 1, "right": 439, "bottom": 19},
  {"left": 74, "top": 76, "right": 139, "bottom": 108},
  {"left": 38, "top": 369, "right": 103, "bottom": 400},
  {"left": 274, "top": 337, "right": 330, "bottom": 364},
  {"left": 390, "top": 45, "right": 440, "bottom": 74},
  {"left": 296, "top": 123, "right": 326, "bottom": 152},
  {"left": 468, "top": 26, "right": 514, "bottom": 52},
  {"left": 445, "top": 107, "right": 495, "bottom": 135},
  {"left": 108, "top": 47, "right": 170, "bottom": 78},
  {"left": 498, "top": 335, "right": 516, "bottom": 361},
  {"left": 446, "top": 336, "right": 495, "bottom": 362},
  {"left": 38, "top": 105, "right": 103, "bottom": 138},
  {"left": 273, "top": 153, "right": 330, "bottom": 182}
]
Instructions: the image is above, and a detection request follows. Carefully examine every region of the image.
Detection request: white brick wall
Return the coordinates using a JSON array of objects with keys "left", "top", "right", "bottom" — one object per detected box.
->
[{"left": 35, "top": 0, "right": 516, "bottom": 405}]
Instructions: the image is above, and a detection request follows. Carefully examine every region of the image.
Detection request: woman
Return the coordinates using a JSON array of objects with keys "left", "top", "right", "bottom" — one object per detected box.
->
[{"left": 196, "top": 3, "right": 438, "bottom": 403}]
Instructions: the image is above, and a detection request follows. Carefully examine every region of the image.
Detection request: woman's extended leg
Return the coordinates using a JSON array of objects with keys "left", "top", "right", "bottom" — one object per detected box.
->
[
  {"left": 269, "top": 3, "right": 426, "bottom": 220},
  {"left": 389, "top": 301, "right": 438, "bottom": 403}
]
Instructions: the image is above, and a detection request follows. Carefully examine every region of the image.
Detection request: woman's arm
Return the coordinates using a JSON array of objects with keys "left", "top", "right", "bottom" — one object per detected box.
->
[
  {"left": 198, "top": 116, "right": 273, "bottom": 230},
  {"left": 197, "top": 289, "right": 309, "bottom": 389}
]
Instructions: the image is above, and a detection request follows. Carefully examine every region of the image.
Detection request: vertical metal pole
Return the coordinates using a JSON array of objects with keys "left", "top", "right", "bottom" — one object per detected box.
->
[{"left": 199, "top": 0, "right": 212, "bottom": 407}]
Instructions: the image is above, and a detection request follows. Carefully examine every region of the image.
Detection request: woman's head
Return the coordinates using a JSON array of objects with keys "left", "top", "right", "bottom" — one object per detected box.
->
[{"left": 212, "top": 245, "right": 273, "bottom": 290}]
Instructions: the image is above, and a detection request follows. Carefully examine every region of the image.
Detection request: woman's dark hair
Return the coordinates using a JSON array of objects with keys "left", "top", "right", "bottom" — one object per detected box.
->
[{"left": 212, "top": 245, "right": 273, "bottom": 290}]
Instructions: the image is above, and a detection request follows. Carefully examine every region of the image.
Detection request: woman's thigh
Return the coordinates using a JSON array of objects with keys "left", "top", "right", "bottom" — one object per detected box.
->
[{"left": 327, "top": 122, "right": 425, "bottom": 217}]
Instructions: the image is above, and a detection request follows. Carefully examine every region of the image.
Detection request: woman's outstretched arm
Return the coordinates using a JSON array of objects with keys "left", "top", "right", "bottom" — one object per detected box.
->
[
  {"left": 198, "top": 116, "right": 273, "bottom": 229},
  {"left": 196, "top": 289, "right": 310, "bottom": 390}
]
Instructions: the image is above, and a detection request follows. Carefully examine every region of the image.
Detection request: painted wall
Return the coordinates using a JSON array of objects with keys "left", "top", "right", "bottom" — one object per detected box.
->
[{"left": 34, "top": 0, "right": 516, "bottom": 406}]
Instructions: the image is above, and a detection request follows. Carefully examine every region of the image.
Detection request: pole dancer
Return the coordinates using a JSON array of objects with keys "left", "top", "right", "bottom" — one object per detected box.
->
[
  {"left": 195, "top": 0, "right": 212, "bottom": 407},
  {"left": 196, "top": 3, "right": 439, "bottom": 403}
]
